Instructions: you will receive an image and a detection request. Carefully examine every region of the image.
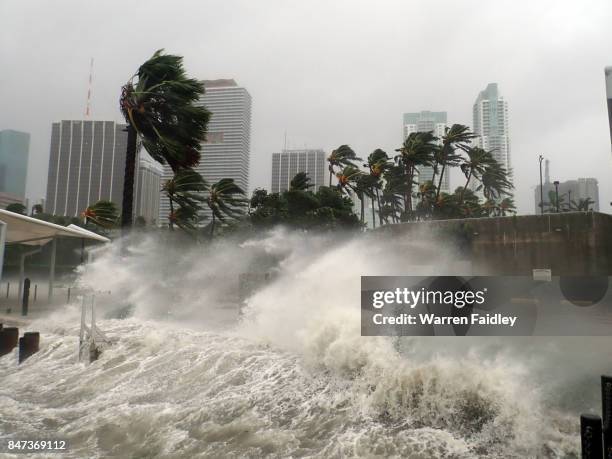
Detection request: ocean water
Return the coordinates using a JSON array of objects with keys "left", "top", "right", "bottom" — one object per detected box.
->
[{"left": 0, "top": 229, "right": 609, "bottom": 458}]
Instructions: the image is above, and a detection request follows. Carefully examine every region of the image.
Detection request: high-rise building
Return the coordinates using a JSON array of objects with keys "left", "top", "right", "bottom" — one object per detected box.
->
[
  {"left": 271, "top": 149, "right": 327, "bottom": 193},
  {"left": 134, "top": 153, "right": 163, "bottom": 225},
  {"left": 45, "top": 120, "right": 160, "bottom": 219},
  {"left": 159, "top": 79, "right": 252, "bottom": 224},
  {"left": 605, "top": 66, "right": 612, "bottom": 152},
  {"left": 402, "top": 111, "right": 448, "bottom": 192},
  {"left": 472, "top": 83, "right": 511, "bottom": 180},
  {"left": 533, "top": 177, "right": 599, "bottom": 213},
  {"left": 0, "top": 129, "right": 30, "bottom": 198}
]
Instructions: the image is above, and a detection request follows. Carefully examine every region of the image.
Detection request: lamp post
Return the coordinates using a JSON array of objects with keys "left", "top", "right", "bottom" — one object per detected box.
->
[
  {"left": 567, "top": 190, "right": 572, "bottom": 211},
  {"left": 553, "top": 181, "right": 560, "bottom": 213},
  {"left": 538, "top": 155, "right": 545, "bottom": 215}
]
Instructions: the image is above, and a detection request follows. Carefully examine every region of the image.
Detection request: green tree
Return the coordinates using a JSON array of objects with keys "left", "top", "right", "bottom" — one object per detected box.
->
[
  {"left": 82, "top": 200, "right": 119, "bottom": 228},
  {"left": 366, "top": 149, "right": 391, "bottom": 227},
  {"left": 289, "top": 172, "right": 313, "bottom": 191},
  {"left": 434, "top": 124, "right": 475, "bottom": 201},
  {"left": 31, "top": 204, "right": 44, "bottom": 216},
  {"left": 207, "top": 178, "right": 248, "bottom": 236},
  {"left": 459, "top": 147, "right": 496, "bottom": 205},
  {"left": 5, "top": 203, "right": 26, "bottom": 214},
  {"left": 120, "top": 49, "right": 211, "bottom": 228},
  {"left": 162, "top": 168, "right": 208, "bottom": 232},
  {"left": 327, "top": 145, "right": 361, "bottom": 186},
  {"left": 395, "top": 131, "right": 438, "bottom": 216}
]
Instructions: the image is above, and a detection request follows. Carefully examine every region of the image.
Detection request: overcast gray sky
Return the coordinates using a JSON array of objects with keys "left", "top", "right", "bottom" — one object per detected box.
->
[{"left": 1, "top": 0, "right": 611, "bottom": 214}]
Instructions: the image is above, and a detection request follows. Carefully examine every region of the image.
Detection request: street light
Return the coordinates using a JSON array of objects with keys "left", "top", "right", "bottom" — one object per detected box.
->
[
  {"left": 553, "top": 181, "right": 560, "bottom": 213},
  {"left": 538, "top": 155, "right": 545, "bottom": 215}
]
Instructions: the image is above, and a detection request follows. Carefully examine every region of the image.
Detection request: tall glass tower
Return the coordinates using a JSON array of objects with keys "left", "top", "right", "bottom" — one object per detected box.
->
[
  {"left": 0, "top": 129, "right": 30, "bottom": 198},
  {"left": 605, "top": 67, "right": 612, "bottom": 153}
]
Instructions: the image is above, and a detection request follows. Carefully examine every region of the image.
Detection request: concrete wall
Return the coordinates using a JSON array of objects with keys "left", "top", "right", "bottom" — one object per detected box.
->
[{"left": 377, "top": 212, "right": 612, "bottom": 276}]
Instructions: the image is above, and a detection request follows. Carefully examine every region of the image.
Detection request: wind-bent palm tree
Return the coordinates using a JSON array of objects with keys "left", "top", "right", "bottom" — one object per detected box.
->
[
  {"left": 366, "top": 149, "right": 390, "bottom": 227},
  {"left": 207, "top": 178, "right": 248, "bottom": 236},
  {"left": 82, "top": 200, "right": 119, "bottom": 228},
  {"left": 162, "top": 168, "right": 208, "bottom": 231},
  {"left": 498, "top": 197, "right": 516, "bottom": 216},
  {"left": 395, "top": 131, "right": 438, "bottom": 215},
  {"left": 120, "top": 49, "right": 211, "bottom": 229},
  {"left": 459, "top": 147, "right": 496, "bottom": 205},
  {"left": 290, "top": 172, "right": 313, "bottom": 191},
  {"left": 327, "top": 145, "right": 361, "bottom": 186},
  {"left": 477, "top": 160, "right": 513, "bottom": 202},
  {"left": 434, "top": 124, "right": 475, "bottom": 201},
  {"left": 576, "top": 197, "right": 595, "bottom": 211}
]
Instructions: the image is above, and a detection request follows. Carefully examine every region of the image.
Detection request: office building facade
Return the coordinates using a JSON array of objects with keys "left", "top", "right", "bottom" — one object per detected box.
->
[
  {"left": 134, "top": 153, "right": 163, "bottom": 225},
  {"left": 45, "top": 120, "right": 160, "bottom": 219},
  {"left": 159, "top": 79, "right": 252, "bottom": 224},
  {"left": 271, "top": 149, "right": 327, "bottom": 193},
  {"left": 402, "top": 111, "right": 449, "bottom": 193},
  {"left": 0, "top": 129, "right": 30, "bottom": 198}
]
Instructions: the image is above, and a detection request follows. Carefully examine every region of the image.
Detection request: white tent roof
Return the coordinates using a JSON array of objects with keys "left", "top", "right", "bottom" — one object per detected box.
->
[{"left": 0, "top": 209, "right": 110, "bottom": 245}]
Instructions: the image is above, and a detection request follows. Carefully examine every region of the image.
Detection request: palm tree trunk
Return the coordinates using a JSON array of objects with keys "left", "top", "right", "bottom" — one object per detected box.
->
[
  {"left": 121, "top": 124, "right": 137, "bottom": 230},
  {"left": 168, "top": 198, "right": 174, "bottom": 231},
  {"left": 459, "top": 170, "right": 473, "bottom": 205},
  {"left": 436, "top": 163, "right": 446, "bottom": 200},
  {"left": 329, "top": 168, "right": 333, "bottom": 187},
  {"left": 376, "top": 189, "right": 383, "bottom": 226},
  {"left": 371, "top": 196, "right": 376, "bottom": 229},
  {"left": 360, "top": 196, "right": 364, "bottom": 225},
  {"left": 210, "top": 213, "right": 215, "bottom": 237}
]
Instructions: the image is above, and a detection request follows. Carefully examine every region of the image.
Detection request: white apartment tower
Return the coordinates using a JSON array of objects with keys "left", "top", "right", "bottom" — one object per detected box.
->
[
  {"left": 402, "top": 111, "right": 449, "bottom": 193},
  {"left": 472, "top": 83, "right": 511, "bottom": 181},
  {"left": 159, "top": 79, "right": 252, "bottom": 224}
]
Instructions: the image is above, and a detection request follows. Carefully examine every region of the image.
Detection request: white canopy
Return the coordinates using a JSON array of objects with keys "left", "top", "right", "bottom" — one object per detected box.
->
[{"left": 0, "top": 209, "right": 110, "bottom": 245}]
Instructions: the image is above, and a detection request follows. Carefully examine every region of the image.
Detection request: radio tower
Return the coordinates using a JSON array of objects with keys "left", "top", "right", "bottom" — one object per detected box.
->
[{"left": 84, "top": 58, "right": 94, "bottom": 118}]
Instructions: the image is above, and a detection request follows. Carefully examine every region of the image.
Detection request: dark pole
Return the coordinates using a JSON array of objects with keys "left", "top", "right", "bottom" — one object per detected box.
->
[
  {"left": 568, "top": 190, "right": 572, "bottom": 211},
  {"left": 121, "top": 124, "right": 137, "bottom": 232},
  {"left": 538, "top": 155, "right": 544, "bottom": 215},
  {"left": 603, "top": 375, "right": 612, "bottom": 458},
  {"left": 553, "top": 181, "right": 560, "bottom": 213}
]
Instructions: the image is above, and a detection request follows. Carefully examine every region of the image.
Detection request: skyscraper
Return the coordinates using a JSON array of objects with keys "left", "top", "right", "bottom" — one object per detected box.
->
[
  {"left": 605, "top": 66, "right": 612, "bottom": 152},
  {"left": 159, "top": 79, "right": 252, "bottom": 224},
  {"left": 45, "top": 120, "right": 160, "bottom": 219},
  {"left": 0, "top": 129, "right": 30, "bottom": 198},
  {"left": 402, "top": 111, "right": 448, "bottom": 192},
  {"left": 271, "top": 149, "right": 327, "bottom": 193},
  {"left": 472, "top": 83, "right": 511, "bottom": 180}
]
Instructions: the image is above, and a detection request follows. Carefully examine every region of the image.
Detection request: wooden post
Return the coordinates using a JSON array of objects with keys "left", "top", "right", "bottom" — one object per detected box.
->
[
  {"left": 18, "top": 331, "right": 40, "bottom": 363},
  {"left": 21, "top": 278, "right": 30, "bottom": 316},
  {"left": 603, "top": 375, "right": 612, "bottom": 459},
  {"left": 0, "top": 327, "right": 18, "bottom": 356},
  {"left": 581, "top": 413, "right": 604, "bottom": 459}
]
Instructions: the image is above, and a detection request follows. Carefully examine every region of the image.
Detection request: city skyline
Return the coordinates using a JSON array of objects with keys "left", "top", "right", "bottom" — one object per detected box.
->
[
  {"left": 2, "top": 1, "right": 612, "bottom": 216},
  {"left": 0, "top": 129, "right": 29, "bottom": 199}
]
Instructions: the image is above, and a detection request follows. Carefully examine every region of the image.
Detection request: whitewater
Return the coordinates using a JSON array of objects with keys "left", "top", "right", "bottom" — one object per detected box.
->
[{"left": 0, "top": 228, "right": 609, "bottom": 458}]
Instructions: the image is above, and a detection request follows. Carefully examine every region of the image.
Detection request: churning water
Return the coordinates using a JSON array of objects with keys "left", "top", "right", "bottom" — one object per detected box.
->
[{"left": 1, "top": 228, "right": 610, "bottom": 458}]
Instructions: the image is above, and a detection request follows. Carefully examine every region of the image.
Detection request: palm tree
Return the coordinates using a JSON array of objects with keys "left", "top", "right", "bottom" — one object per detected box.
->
[
  {"left": 207, "top": 178, "right": 248, "bottom": 236},
  {"left": 576, "top": 197, "right": 595, "bottom": 211},
  {"left": 395, "top": 131, "right": 438, "bottom": 215},
  {"left": 162, "top": 168, "right": 208, "bottom": 231},
  {"left": 120, "top": 49, "right": 211, "bottom": 229},
  {"left": 459, "top": 146, "right": 496, "bottom": 205},
  {"left": 476, "top": 160, "right": 513, "bottom": 202},
  {"left": 366, "top": 149, "right": 390, "bottom": 227},
  {"left": 31, "top": 204, "right": 43, "bottom": 216},
  {"left": 327, "top": 145, "right": 361, "bottom": 186},
  {"left": 82, "top": 200, "right": 119, "bottom": 228},
  {"left": 434, "top": 124, "right": 475, "bottom": 201},
  {"left": 498, "top": 197, "right": 516, "bottom": 216},
  {"left": 290, "top": 172, "right": 313, "bottom": 191}
]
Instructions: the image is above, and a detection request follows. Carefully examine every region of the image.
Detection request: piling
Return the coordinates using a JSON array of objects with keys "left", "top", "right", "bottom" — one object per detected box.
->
[
  {"left": 0, "top": 327, "right": 19, "bottom": 356},
  {"left": 603, "top": 375, "right": 612, "bottom": 458},
  {"left": 18, "top": 332, "right": 40, "bottom": 363},
  {"left": 21, "top": 278, "right": 30, "bottom": 316},
  {"left": 581, "top": 413, "right": 604, "bottom": 459}
]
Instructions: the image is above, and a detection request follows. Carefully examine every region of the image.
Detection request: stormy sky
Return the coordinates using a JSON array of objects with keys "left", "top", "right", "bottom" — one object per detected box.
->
[{"left": 1, "top": 0, "right": 611, "bottom": 214}]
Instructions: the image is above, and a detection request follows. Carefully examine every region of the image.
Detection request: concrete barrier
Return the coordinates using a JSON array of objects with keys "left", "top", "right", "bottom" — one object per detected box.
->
[
  {"left": 18, "top": 331, "right": 40, "bottom": 363},
  {"left": 0, "top": 327, "right": 18, "bottom": 356}
]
